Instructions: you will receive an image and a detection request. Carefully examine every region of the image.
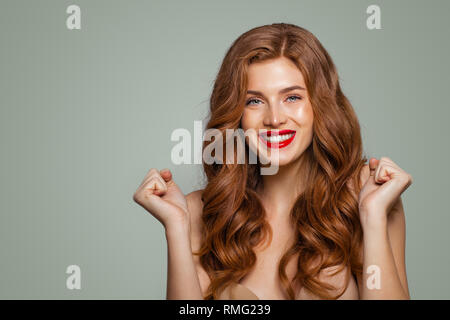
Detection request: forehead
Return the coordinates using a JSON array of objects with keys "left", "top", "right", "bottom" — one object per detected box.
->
[{"left": 246, "top": 57, "right": 305, "bottom": 90}]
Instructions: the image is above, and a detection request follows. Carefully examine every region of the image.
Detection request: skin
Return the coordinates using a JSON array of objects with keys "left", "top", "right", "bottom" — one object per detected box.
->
[
  {"left": 240, "top": 57, "right": 314, "bottom": 223},
  {"left": 133, "top": 56, "right": 412, "bottom": 300}
]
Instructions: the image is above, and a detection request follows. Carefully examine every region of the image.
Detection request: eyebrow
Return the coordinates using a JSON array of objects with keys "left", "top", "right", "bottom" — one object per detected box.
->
[{"left": 247, "top": 85, "right": 305, "bottom": 96}]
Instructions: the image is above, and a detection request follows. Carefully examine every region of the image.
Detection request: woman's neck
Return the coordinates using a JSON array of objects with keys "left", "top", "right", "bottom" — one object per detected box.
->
[{"left": 257, "top": 155, "right": 307, "bottom": 221}]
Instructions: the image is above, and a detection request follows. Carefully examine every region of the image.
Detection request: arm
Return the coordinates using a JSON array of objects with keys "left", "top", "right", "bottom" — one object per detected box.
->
[
  {"left": 132, "top": 168, "right": 204, "bottom": 299},
  {"left": 359, "top": 197, "right": 410, "bottom": 299},
  {"left": 165, "top": 223, "right": 203, "bottom": 299},
  {"left": 356, "top": 158, "right": 411, "bottom": 299},
  {"left": 165, "top": 192, "right": 204, "bottom": 300}
]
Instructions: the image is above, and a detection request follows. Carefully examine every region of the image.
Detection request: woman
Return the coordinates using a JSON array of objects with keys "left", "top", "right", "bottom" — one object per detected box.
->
[{"left": 133, "top": 23, "right": 412, "bottom": 300}]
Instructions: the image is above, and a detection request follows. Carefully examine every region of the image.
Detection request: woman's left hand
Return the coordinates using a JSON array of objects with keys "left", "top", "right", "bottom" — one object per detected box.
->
[{"left": 358, "top": 157, "right": 413, "bottom": 229}]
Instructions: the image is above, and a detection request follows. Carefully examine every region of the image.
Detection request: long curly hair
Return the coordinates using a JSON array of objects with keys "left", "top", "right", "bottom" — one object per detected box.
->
[{"left": 194, "top": 23, "right": 368, "bottom": 300}]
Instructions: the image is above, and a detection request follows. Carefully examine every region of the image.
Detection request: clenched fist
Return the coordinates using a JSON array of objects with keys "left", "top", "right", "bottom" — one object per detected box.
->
[{"left": 133, "top": 168, "right": 190, "bottom": 230}]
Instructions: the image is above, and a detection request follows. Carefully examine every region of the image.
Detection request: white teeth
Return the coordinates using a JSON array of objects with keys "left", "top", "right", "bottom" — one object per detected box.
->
[{"left": 262, "top": 133, "right": 294, "bottom": 143}]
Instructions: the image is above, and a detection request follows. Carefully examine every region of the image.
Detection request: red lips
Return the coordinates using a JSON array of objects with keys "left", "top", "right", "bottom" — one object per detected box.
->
[
  {"left": 259, "top": 129, "right": 296, "bottom": 149},
  {"left": 265, "top": 129, "right": 296, "bottom": 137}
]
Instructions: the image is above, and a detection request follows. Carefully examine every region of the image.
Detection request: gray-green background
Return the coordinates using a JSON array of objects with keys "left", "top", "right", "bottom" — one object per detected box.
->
[{"left": 1, "top": 0, "right": 448, "bottom": 299}]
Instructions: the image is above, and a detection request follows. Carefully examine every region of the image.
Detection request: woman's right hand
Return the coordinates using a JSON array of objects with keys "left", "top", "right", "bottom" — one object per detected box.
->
[{"left": 133, "top": 168, "right": 189, "bottom": 231}]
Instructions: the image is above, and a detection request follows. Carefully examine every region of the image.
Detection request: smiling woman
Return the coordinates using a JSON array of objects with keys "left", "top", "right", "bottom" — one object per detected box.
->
[
  {"left": 194, "top": 23, "right": 371, "bottom": 300},
  {"left": 133, "top": 22, "right": 411, "bottom": 300},
  {"left": 241, "top": 57, "right": 314, "bottom": 165}
]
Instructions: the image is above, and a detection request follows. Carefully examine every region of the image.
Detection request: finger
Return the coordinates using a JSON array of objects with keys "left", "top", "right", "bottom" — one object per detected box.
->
[
  {"left": 378, "top": 157, "right": 403, "bottom": 174},
  {"left": 369, "top": 158, "right": 378, "bottom": 176},
  {"left": 145, "top": 176, "right": 167, "bottom": 195},
  {"left": 160, "top": 169, "right": 173, "bottom": 182},
  {"left": 135, "top": 177, "right": 165, "bottom": 202},
  {"left": 142, "top": 171, "right": 167, "bottom": 191},
  {"left": 374, "top": 158, "right": 384, "bottom": 183},
  {"left": 375, "top": 164, "right": 396, "bottom": 184},
  {"left": 375, "top": 171, "right": 410, "bottom": 206},
  {"left": 154, "top": 174, "right": 167, "bottom": 192},
  {"left": 138, "top": 168, "right": 160, "bottom": 188},
  {"left": 379, "top": 156, "right": 399, "bottom": 169}
]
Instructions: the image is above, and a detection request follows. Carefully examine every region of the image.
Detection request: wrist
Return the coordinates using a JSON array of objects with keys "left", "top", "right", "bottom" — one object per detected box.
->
[
  {"left": 360, "top": 209, "right": 388, "bottom": 234},
  {"left": 164, "top": 218, "right": 191, "bottom": 239}
]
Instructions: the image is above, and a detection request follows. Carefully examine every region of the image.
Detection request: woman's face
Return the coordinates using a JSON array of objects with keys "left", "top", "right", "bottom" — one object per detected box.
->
[{"left": 240, "top": 57, "right": 314, "bottom": 167}]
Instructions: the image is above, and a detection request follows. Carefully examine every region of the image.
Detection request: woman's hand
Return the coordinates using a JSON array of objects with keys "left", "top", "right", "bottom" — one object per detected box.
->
[
  {"left": 358, "top": 157, "right": 413, "bottom": 230},
  {"left": 133, "top": 168, "right": 190, "bottom": 231}
]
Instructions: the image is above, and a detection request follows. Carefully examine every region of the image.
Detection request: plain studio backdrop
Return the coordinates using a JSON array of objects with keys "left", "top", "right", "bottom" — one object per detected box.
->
[{"left": 0, "top": 0, "right": 449, "bottom": 299}]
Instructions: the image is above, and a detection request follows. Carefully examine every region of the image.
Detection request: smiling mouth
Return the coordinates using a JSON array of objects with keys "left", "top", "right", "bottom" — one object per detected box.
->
[{"left": 259, "top": 129, "right": 296, "bottom": 148}]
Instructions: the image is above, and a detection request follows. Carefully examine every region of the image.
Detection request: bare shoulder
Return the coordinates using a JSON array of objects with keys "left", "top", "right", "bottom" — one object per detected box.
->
[
  {"left": 185, "top": 189, "right": 204, "bottom": 243},
  {"left": 186, "top": 189, "right": 204, "bottom": 217},
  {"left": 185, "top": 189, "right": 210, "bottom": 297}
]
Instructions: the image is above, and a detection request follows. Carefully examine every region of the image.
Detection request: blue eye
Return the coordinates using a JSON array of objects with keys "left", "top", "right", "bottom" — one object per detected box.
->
[
  {"left": 286, "top": 95, "right": 301, "bottom": 102},
  {"left": 245, "top": 98, "right": 261, "bottom": 106},
  {"left": 245, "top": 95, "right": 302, "bottom": 106}
]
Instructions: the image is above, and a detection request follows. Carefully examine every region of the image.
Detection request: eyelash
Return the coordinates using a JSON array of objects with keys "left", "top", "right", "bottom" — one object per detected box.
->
[{"left": 245, "top": 95, "right": 302, "bottom": 106}]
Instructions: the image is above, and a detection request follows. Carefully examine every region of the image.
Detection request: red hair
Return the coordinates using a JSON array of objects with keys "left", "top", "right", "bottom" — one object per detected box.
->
[{"left": 194, "top": 23, "right": 368, "bottom": 299}]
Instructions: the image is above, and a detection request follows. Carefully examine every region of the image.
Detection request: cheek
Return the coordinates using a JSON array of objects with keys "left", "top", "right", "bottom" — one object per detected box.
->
[
  {"left": 292, "top": 104, "right": 314, "bottom": 147},
  {"left": 240, "top": 109, "right": 259, "bottom": 130},
  {"left": 292, "top": 103, "right": 314, "bottom": 125},
  {"left": 240, "top": 111, "right": 261, "bottom": 148}
]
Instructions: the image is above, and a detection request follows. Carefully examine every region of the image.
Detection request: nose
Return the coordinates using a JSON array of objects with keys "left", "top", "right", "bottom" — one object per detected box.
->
[{"left": 263, "top": 103, "right": 287, "bottom": 128}]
